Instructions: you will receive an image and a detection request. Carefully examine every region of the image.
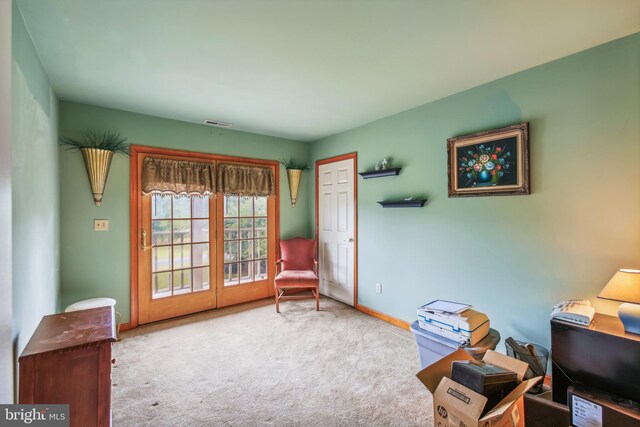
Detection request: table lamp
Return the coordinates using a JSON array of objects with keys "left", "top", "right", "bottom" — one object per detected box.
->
[{"left": 598, "top": 269, "right": 640, "bottom": 334}]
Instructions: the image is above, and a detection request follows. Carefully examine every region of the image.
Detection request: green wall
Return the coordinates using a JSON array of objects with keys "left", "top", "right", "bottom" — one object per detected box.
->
[
  {"left": 310, "top": 34, "right": 640, "bottom": 348},
  {"left": 58, "top": 33, "right": 639, "bottom": 351},
  {"left": 11, "top": 1, "right": 60, "bottom": 366},
  {"left": 59, "top": 102, "right": 311, "bottom": 322}
]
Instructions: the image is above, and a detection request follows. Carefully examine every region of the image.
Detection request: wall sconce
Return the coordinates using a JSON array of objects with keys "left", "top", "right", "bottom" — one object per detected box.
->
[
  {"left": 280, "top": 157, "right": 308, "bottom": 207},
  {"left": 59, "top": 132, "right": 129, "bottom": 206}
]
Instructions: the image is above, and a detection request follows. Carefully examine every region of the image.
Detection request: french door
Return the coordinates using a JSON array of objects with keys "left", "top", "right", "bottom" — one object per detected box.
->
[
  {"left": 138, "top": 193, "right": 216, "bottom": 323},
  {"left": 132, "top": 147, "right": 278, "bottom": 325}
]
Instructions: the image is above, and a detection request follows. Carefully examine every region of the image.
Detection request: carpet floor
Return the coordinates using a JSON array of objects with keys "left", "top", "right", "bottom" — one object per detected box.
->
[{"left": 112, "top": 297, "right": 434, "bottom": 426}]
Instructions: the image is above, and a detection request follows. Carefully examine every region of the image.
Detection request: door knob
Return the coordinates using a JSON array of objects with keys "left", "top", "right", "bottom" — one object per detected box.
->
[{"left": 348, "top": 237, "right": 354, "bottom": 242}]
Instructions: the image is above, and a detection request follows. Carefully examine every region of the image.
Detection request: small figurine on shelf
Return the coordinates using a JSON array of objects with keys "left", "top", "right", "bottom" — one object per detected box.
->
[
  {"left": 381, "top": 158, "right": 389, "bottom": 170},
  {"left": 374, "top": 162, "right": 381, "bottom": 171}
]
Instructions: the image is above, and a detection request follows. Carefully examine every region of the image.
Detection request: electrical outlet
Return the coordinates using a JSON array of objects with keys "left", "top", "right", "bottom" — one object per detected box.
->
[
  {"left": 375, "top": 283, "right": 382, "bottom": 294},
  {"left": 94, "top": 219, "right": 109, "bottom": 231}
]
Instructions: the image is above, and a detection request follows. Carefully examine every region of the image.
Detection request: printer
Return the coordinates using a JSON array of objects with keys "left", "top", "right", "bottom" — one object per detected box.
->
[{"left": 417, "top": 303, "right": 490, "bottom": 346}]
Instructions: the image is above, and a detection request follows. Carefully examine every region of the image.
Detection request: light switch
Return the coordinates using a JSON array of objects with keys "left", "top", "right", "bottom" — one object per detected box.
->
[{"left": 94, "top": 219, "right": 109, "bottom": 231}]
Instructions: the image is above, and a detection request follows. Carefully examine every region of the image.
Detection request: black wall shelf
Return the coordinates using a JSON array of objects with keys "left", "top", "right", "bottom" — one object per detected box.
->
[
  {"left": 377, "top": 199, "right": 427, "bottom": 208},
  {"left": 359, "top": 168, "right": 401, "bottom": 179}
]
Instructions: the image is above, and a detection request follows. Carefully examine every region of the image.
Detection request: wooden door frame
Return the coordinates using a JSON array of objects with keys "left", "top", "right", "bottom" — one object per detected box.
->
[
  {"left": 315, "top": 153, "right": 358, "bottom": 308},
  {"left": 129, "top": 145, "right": 280, "bottom": 328}
]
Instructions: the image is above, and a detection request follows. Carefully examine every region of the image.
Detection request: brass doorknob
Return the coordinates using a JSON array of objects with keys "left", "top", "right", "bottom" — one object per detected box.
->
[{"left": 141, "top": 230, "right": 151, "bottom": 251}]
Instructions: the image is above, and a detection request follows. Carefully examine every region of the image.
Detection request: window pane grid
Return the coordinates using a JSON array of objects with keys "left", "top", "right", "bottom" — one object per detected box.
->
[
  {"left": 151, "top": 195, "right": 211, "bottom": 299},
  {"left": 223, "top": 195, "right": 268, "bottom": 286}
]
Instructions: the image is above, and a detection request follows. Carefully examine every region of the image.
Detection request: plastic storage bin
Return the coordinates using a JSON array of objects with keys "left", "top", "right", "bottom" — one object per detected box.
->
[
  {"left": 411, "top": 321, "right": 501, "bottom": 368},
  {"left": 411, "top": 321, "right": 459, "bottom": 367}
]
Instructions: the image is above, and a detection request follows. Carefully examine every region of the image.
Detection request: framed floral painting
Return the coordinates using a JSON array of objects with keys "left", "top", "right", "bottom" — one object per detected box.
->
[{"left": 447, "top": 122, "right": 530, "bottom": 197}]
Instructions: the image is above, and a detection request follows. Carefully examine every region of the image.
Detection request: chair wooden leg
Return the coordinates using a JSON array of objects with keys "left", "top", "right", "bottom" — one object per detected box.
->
[
  {"left": 275, "top": 287, "right": 280, "bottom": 313},
  {"left": 316, "top": 289, "right": 319, "bottom": 311}
]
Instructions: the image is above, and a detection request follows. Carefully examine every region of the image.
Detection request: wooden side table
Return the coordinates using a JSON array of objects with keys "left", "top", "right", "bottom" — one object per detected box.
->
[{"left": 19, "top": 306, "right": 117, "bottom": 427}]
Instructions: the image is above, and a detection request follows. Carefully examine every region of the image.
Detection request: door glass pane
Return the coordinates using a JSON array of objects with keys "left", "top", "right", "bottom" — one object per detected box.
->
[
  {"left": 254, "top": 218, "right": 266, "bottom": 238},
  {"left": 147, "top": 168, "right": 218, "bottom": 303},
  {"left": 173, "top": 269, "right": 192, "bottom": 294},
  {"left": 224, "top": 219, "right": 238, "bottom": 240},
  {"left": 173, "top": 244, "right": 191, "bottom": 269},
  {"left": 224, "top": 196, "right": 238, "bottom": 217},
  {"left": 152, "top": 196, "right": 171, "bottom": 219},
  {"left": 193, "top": 267, "right": 210, "bottom": 291},
  {"left": 240, "top": 240, "right": 253, "bottom": 261},
  {"left": 192, "top": 219, "right": 209, "bottom": 243},
  {"left": 254, "top": 197, "right": 267, "bottom": 216},
  {"left": 224, "top": 241, "right": 238, "bottom": 263},
  {"left": 224, "top": 263, "right": 239, "bottom": 285},
  {"left": 240, "top": 218, "right": 253, "bottom": 239},
  {"left": 239, "top": 261, "right": 253, "bottom": 283},
  {"left": 173, "top": 220, "right": 191, "bottom": 244},
  {"left": 255, "top": 259, "right": 267, "bottom": 280},
  {"left": 222, "top": 194, "right": 269, "bottom": 287},
  {"left": 173, "top": 196, "right": 190, "bottom": 218},
  {"left": 255, "top": 238, "right": 267, "bottom": 259},
  {"left": 192, "top": 197, "right": 208, "bottom": 218},
  {"left": 240, "top": 197, "right": 253, "bottom": 217},
  {"left": 152, "top": 220, "right": 171, "bottom": 245},
  {"left": 152, "top": 246, "right": 171, "bottom": 272},
  {"left": 192, "top": 243, "right": 209, "bottom": 267},
  {"left": 152, "top": 272, "right": 172, "bottom": 299}
]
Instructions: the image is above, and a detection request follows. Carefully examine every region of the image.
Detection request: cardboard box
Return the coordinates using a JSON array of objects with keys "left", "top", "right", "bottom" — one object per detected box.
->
[{"left": 416, "top": 348, "right": 541, "bottom": 427}]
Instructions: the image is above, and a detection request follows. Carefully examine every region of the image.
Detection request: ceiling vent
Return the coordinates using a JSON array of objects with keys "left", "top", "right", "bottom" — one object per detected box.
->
[{"left": 203, "top": 119, "right": 232, "bottom": 128}]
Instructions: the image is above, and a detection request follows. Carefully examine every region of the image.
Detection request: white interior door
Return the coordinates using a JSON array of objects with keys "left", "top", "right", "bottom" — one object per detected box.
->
[{"left": 317, "top": 157, "right": 355, "bottom": 306}]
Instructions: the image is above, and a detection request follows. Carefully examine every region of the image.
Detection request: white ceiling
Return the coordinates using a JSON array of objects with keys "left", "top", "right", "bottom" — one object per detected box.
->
[{"left": 17, "top": 0, "right": 640, "bottom": 141}]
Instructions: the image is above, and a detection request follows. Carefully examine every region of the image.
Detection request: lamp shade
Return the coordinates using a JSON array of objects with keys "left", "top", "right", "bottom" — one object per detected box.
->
[{"left": 598, "top": 269, "right": 640, "bottom": 304}]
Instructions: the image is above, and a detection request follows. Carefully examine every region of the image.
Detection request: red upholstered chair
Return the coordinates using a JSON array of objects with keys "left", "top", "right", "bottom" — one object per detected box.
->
[{"left": 274, "top": 238, "right": 319, "bottom": 313}]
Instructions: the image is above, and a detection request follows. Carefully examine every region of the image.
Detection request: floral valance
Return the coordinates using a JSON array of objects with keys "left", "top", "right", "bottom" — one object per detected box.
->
[
  {"left": 217, "top": 163, "right": 275, "bottom": 197},
  {"left": 142, "top": 157, "right": 216, "bottom": 197}
]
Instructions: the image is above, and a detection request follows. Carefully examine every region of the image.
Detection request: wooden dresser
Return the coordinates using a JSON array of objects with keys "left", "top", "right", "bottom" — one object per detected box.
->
[{"left": 19, "top": 306, "right": 117, "bottom": 427}]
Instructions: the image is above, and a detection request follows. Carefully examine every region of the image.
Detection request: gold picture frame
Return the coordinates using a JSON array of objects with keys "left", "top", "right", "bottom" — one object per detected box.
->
[{"left": 447, "top": 122, "right": 530, "bottom": 197}]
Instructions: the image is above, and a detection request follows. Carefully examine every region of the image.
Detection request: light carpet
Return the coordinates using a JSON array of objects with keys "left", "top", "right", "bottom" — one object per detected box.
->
[{"left": 112, "top": 297, "right": 434, "bottom": 426}]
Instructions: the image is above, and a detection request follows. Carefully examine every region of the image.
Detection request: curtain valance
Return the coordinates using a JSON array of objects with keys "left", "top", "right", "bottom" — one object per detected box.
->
[
  {"left": 142, "top": 157, "right": 216, "bottom": 197},
  {"left": 217, "top": 163, "right": 275, "bottom": 197}
]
